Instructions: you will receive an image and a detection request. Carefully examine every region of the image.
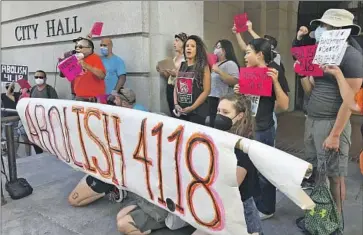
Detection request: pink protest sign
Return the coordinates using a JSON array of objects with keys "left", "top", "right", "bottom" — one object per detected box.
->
[
  {"left": 291, "top": 45, "right": 323, "bottom": 77},
  {"left": 239, "top": 67, "right": 272, "bottom": 97},
  {"left": 91, "top": 22, "right": 104, "bottom": 36},
  {"left": 234, "top": 13, "right": 248, "bottom": 33},
  {"left": 57, "top": 55, "right": 83, "bottom": 82},
  {"left": 207, "top": 54, "right": 217, "bottom": 67},
  {"left": 17, "top": 79, "right": 31, "bottom": 89}
]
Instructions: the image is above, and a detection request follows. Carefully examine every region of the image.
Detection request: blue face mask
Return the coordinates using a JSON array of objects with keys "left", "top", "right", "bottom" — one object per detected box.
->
[
  {"left": 100, "top": 47, "right": 108, "bottom": 56},
  {"left": 314, "top": 26, "right": 327, "bottom": 42}
]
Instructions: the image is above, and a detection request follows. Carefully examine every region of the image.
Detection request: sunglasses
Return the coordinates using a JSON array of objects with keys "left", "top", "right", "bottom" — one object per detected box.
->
[
  {"left": 34, "top": 76, "right": 45, "bottom": 79},
  {"left": 75, "top": 45, "right": 91, "bottom": 49}
]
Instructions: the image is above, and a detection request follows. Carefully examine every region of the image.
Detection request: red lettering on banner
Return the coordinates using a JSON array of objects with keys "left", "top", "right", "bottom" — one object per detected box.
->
[
  {"left": 167, "top": 125, "right": 185, "bottom": 214},
  {"left": 133, "top": 118, "right": 154, "bottom": 201},
  {"left": 48, "top": 106, "right": 70, "bottom": 163},
  {"left": 24, "top": 104, "right": 45, "bottom": 149},
  {"left": 104, "top": 113, "right": 126, "bottom": 187},
  {"left": 84, "top": 108, "right": 112, "bottom": 178},
  {"left": 72, "top": 106, "right": 96, "bottom": 173},
  {"left": 34, "top": 105, "right": 56, "bottom": 154},
  {"left": 185, "top": 133, "right": 223, "bottom": 230},
  {"left": 239, "top": 67, "right": 272, "bottom": 97},
  {"left": 152, "top": 122, "right": 165, "bottom": 205},
  {"left": 63, "top": 107, "right": 83, "bottom": 168}
]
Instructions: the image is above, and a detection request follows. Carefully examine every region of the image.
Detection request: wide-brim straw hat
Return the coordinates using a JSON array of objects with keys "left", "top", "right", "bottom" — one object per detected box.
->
[{"left": 310, "top": 9, "right": 361, "bottom": 35}]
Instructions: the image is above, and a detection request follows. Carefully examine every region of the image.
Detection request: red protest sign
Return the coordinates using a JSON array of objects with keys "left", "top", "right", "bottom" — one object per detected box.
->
[
  {"left": 207, "top": 53, "right": 217, "bottom": 67},
  {"left": 234, "top": 13, "right": 248, "bottom": 33},
  {"left": 291, "top": 45, "right": 323, "bottom": 77},
  {"left": 239, "top": 67, "right": 272, "bottom": 97},
  {"left": 91, "top": 22, "right": 104, "bottom": 36},
  {"left": 16, "top": 79, "right": 31, "bottom": 89}
]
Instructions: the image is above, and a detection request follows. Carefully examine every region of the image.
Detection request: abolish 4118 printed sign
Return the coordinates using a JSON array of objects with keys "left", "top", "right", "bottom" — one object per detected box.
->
[
  {"left": 1, "top": 64, "right": 28, "bottom": 83},
  {"left": 312, "top": 28, "right": 351, "bottom": 66}
]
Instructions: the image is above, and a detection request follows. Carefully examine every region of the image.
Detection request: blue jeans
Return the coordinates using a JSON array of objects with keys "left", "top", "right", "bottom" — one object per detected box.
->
[
  {"left": 254, "top": 125, "right": 276, "bottom": 215},
  {"left": 243, "top": 197, "right": 264, "bottom": 234}
]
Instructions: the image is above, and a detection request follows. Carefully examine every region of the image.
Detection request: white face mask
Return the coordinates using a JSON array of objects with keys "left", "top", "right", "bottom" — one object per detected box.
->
[
  {"left": 35, "top": 78, "right": 44, "bottom": 85},
  {"left": 214, "top": 48, "right": 223, "bottom": 57},
  {"left": 314, "top": 26, "right": 327, "bottom": 42}
]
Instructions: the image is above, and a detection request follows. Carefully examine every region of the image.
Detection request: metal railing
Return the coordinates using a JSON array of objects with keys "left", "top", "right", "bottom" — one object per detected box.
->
[{"left": 1, "top": 108, "right": 21, "bottom": 205}]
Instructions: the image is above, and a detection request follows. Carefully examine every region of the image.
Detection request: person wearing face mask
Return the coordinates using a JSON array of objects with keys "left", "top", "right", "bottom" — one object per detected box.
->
[
  {"left": 28, "top": 70, "right": 58, "bottom": 155},
  {"left": 292, "top": 9, "right": 363, "bottom": 219},
  {"left": 99, "top": 38, "right": 127, "bottom": 94},
  {"left": 30, "top": 70, "right": 58, "bottom": 99},
  {"left": 73, "top": 38, "right": 106, "bottom": 102},
  {"left": 208, "top": 39, "right": 240, "bottom": 127},
  {"left": 205, "top": 93, "right": 263, "bottom": 235}
]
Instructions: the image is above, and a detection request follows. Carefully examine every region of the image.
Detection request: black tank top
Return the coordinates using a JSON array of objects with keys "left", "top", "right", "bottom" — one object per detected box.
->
[{"left": 176, "top": 62, "right": 208, "bottom": 117}]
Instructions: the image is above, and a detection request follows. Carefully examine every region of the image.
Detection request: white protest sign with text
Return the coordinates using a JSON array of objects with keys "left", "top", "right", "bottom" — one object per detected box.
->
[
  {"left": 16, "top": 98, "right": 315, "bottom": 234},
  {"left": 313, "top": 28, "right": 351, "bottom": 65}
]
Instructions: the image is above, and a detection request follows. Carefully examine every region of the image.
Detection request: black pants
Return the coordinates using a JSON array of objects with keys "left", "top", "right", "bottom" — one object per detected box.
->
[
  {"left": 254, "top": 125, "right": 276, "bottom": 215},
  {"left": 208, "top": 97, "right": 220, "bottom": 127},
  {"left": 166, "top": 84, "right": 175, "bottom": 117}
]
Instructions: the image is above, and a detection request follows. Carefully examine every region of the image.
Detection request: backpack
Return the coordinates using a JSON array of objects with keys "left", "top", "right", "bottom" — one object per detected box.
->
[
  {"left": 303, "top": 158, "right": 343, "bottom": 235},
  {"left": 30, "top": 85, "right": 51, "bottom": 98}
]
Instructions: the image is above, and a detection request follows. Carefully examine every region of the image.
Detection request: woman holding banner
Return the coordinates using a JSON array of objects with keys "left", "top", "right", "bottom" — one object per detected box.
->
[
  {"left": 173, "top": 35, "right": 211, "bottom": 125},
  {"left": 234, "top": 38, "right": 290, "bottom": 220},
  {"left": 116, "top": 94, "right": 263, "bottom": 235}
]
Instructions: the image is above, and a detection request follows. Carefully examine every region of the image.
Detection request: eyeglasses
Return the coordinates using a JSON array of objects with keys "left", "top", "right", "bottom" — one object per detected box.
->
[
  {"left": 34, "top": 76, "right": 45, "bottom": 79},
  {"left": 75, "top": 45, "right": 91, "bottom": 49}
]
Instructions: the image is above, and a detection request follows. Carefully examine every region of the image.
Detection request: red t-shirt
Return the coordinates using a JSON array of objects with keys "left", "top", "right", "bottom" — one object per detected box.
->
[
  {"left": 74, "top": 53, "right": 106, "bottom": 97},
  {"left": 355, "top": 87, "right": 363, "bottom": 114}
]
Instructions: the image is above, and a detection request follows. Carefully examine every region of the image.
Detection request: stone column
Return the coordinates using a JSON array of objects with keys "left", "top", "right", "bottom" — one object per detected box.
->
[{"left": 147, "top": 1, "right": 204, "bottom": 114}]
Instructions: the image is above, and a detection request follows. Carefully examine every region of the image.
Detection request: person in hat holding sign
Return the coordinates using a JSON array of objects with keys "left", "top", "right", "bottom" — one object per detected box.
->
[{"left": 294, "top": 9, "right": 363, "bottom": 217}]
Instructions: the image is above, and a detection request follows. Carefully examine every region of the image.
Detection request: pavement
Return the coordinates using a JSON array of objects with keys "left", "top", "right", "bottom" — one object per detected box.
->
[{"left": 1, "top": 111, "right": 362, "bottom": 235}]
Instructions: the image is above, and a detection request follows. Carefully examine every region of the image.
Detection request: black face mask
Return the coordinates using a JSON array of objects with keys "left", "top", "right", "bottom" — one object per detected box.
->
[{"left": 214, "top": 114, "right": 234, "bottom": 131}]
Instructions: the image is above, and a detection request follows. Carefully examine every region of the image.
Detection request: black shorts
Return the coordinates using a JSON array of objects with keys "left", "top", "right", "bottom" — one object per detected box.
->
[{"left": 86, "top": 175, "right": 114, "bottom": 194}]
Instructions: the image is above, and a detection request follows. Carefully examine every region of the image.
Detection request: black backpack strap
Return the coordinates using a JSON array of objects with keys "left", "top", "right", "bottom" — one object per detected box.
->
[
  {"left": 218, "top": 60, "right": 229, "bottom": 67},
  {"left": 46, "top": 85, "right": 51, "bottom": 98}
]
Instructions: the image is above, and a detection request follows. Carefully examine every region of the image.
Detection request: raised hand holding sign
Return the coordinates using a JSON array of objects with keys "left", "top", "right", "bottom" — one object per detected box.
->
[
  {"left": 234, "top": 13, "right": 248, "bottom": 33},
  {"left": 91, "top": 22, "right": 104, "bottom": 36},
  {"left": 291, "top": 45, "right": 323, "bottom": 77}
]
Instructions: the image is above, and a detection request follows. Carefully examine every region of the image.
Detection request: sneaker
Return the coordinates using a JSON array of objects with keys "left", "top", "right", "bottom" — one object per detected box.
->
[{"left": 259, "top": 212, "right": 274, "bottom": 220}]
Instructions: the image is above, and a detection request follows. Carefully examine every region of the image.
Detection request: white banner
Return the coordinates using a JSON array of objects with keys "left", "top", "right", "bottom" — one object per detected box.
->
[{"left": 16, "top": 98, "right": 315, "bottom": 235}]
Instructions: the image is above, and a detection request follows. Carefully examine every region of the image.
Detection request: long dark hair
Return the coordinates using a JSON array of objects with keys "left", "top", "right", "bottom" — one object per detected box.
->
[
  {"left": 183, "top": 35, "right": 208, "bottom": 88},
  {"left": 248, "top": 38, "right": 276, "bottom": 64},
  {"left": 217, "top": 39, "right": 240, "bottom": 67}
]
